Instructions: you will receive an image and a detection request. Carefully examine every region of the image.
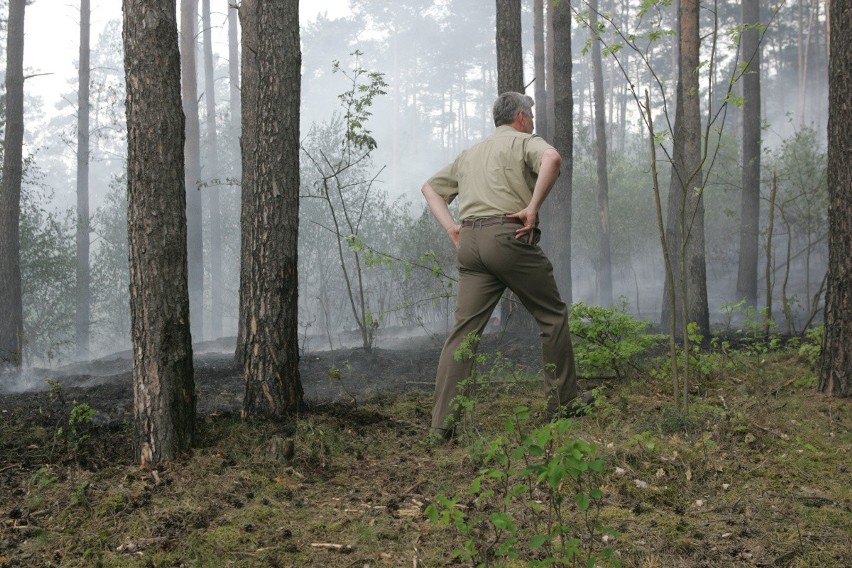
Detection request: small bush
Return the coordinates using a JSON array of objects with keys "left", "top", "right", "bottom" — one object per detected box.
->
[{"left": 570, "top": 299, "right": 662, "bottom": 379}]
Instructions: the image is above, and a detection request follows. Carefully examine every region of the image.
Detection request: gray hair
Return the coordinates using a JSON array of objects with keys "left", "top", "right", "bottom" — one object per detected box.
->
[{"left": 493, "top": 92, "right": 534, "bottom": 126}]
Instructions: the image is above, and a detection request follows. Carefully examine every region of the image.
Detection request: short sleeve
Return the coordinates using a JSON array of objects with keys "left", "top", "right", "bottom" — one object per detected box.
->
[
  {"left": 427, "top": 154, "right": 463, "bottom": 204},
  {"left": 524, "top": 135, "right": 555, "bottom": 174}
]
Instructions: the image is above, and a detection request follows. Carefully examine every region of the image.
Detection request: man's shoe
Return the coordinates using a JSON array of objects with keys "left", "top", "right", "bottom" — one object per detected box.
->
[{"left": 546, "top": 390, "right": 597, "bottom": 421}]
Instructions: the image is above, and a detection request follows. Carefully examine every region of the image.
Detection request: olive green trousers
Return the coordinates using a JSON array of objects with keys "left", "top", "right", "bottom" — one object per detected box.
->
[{"left": 431, "top": 221, "right": 577, "bottom": 433}]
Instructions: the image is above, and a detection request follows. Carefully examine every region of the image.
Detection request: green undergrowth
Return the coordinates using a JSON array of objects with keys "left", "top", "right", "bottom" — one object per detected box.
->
[{"left": 1, "top": 347, "right": 849, "bottom": 567}]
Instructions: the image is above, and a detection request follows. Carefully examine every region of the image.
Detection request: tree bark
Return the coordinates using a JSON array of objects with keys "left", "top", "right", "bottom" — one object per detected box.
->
[
  {"left": 661, "top": 0, "right": 709, "bottom": 338},
  {"left": 545, "top": 0, "right": 555, "bottom": 133},
  {"left": 201, "top": 0, "right": 223, "bottom": 340},
  {"left": 680, "top": 0, "right": 709, "bottom": 337},
  {"left": 76, "top": 0, "right": 91, "bottom": 360},
  {"left": 228, "top": 0, "right": 240, "bottom": 127},
  {"left": 533, "top": 0, "right": 548, "bottom": 139},
  {"left": 548, "top": 0, "right": 573, "bottom": 303},
  {"left": 736, "top": 0, "right": 761, "bottom": 308},
  {"left": 0, "top": 0, "right": 26, "bottom": 370},
  {"left": 236, "top": 0, "right": 258, "bottom": 365},
  {"left": 495, "top": 0, "right": 524, "bottom": 93},
  {"left": 123, "top": 0, "right": 196, "bottom": 467},
  {"left": 181, "top": 0, "right": 204, "bottom": 342},
  {"left": 590, "top": 0, "right": 612, "bottom": 307},
  {"left": 241, "top": 0, "right": 304, "bottom": 417},
  {"left": 819, "top": 0, "right": 850, "bottom": 396}
]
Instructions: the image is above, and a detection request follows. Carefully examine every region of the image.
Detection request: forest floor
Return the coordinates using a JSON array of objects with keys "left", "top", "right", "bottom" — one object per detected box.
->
[{"left": 0, "top": 331, "right": 849, "bottom": 567}]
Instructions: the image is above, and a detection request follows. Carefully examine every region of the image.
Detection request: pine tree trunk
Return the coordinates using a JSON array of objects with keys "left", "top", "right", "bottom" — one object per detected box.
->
[
  {"left": 548, "top": 0, "right": 573, "bottom": 304},
  {"left": 590, "top": 0, "right": 612, "bottom": 307},
  {"left": 181, "top": 0, "right": 204, "bottom": 342},
  {"left": 819, "top": 0, "right": 850, "bottom": 396},
  {"left": 202, "top": 0, "right": 223, "bottom": 340},
  {"left": 76, "top": 0, "right": 91, "bottom": 361},
  {"left": 533, "top": 0, "right": 548, "bottom": 140},
  {"left": 662, "top": 0, "right": 709, "bottom": 338},
  {"left": 241, "top": 0, "right": 304, "bottom": 418},
  {"left": 736, "top": 0, "right": 761, "bottom": 308},
  {"left": 228, "top": 1, "right": 240, "bottom": 127},
  {"left": 545, "top": 0, "right": 555, "bottom": 133},
  {"left": 236, "top": 0, "right": 257, "bottom": 365},
  {"left": 495, "top": 0, "right": 524, "bottom": 93},
  {"left": 680, "top": 0, "right": 709, "bottom": 337},
  {"left": 123, "top": 0, "right": 196, "bottom": 467},
  {"left": 0, "top": 0, "right": 26, "bottom": 370}
]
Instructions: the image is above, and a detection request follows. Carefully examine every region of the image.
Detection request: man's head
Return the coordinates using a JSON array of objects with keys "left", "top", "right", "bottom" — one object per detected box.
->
[{"left": 493, "top": 91, "right": 535, "bottom": 134}]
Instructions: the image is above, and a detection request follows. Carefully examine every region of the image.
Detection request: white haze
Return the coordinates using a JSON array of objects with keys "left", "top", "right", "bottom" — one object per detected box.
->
[{"left": 9, "top": 0, "right": 829, "bottom": 371}]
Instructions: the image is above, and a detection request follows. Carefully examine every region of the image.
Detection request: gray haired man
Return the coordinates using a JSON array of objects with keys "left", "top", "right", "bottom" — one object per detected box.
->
[{"left": 421, "top": 91, "right": 579, "bottom": 440}]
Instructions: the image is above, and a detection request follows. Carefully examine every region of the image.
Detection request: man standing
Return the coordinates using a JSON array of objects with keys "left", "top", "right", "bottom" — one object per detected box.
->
[{"left": 422, "top": 91, "right": 578, "bottom": 440}]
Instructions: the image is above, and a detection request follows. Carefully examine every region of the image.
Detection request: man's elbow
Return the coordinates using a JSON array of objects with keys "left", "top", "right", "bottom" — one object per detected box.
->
[
  {"left": 421, "top": 182, "right": 432, "bottom": 198},
  {"left": 544, "top": 149, "right": 562, "bottom": 171}
]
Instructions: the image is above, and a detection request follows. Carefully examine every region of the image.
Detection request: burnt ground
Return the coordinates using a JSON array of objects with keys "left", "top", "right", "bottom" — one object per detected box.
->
[{"left": 0, "top": 330, "right": 541, "bottom": 429}]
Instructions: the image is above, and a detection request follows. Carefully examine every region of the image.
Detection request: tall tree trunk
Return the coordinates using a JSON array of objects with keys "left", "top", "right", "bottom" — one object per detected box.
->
[
  {"left": 201, "top": 0, "right": 223, "bottom": 340},
  {"left": 0, "top": 0, "right": 26, "bottom": 371},
  {"left": 680, "top": 0, "right": 709, "bottom": 337},
  {"left": 549, "top": 0, "right": 573, "bottom": 303},
  {"left": 736, "top": 0, "right": 762, "bottom": 308},
  {"left": 662, "top": 0, "right": 709, "bottom": 338},
  {"left": 123, "top": 0, "right": 196, "bottom": 467},
  {"left": 545, "top": 0, "right": 555, "bottom": 133},
  {"left": 590, "top": 0, "right": 612, "bottom": 307},
  {"left": 76, "top": 0, "right": 91, "bottom": 361},
  {"left": 241, "top": 0, "right": 303, "bottom": 417},
  {"left": 236, "top": 0, "right": 257, "bottom": 365},
  {"left": 819, "top": 0, "right": 850, "bottom": 396},
  {"left": 495, "top": 0, "right": 524, "bottom": 93},
  {"left": 228, "top": 0, "right": 240, "bottom": 129},
  {"left": 181, "top": 0, "right": 204, "bottom": 342},
  {"left": 533, "top": 0, "right": 548, "bottom": 139}
]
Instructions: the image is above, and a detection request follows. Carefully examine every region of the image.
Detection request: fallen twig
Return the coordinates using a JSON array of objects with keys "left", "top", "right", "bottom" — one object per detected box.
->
[
  {"left": 310, "top": 542, "right": 354, "bottom": 553},
  {"left": 0, "top": 463, "right": 22, "bottom": 474}
]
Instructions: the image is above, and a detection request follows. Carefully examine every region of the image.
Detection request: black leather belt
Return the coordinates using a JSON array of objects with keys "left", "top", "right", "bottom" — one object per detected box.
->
[{"left": 461, "top": 216, "right": 522, "bottom": 228}]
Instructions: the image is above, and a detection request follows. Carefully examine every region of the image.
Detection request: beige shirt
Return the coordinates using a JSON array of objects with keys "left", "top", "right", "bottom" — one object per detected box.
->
[{"left": 428, "top": 125, "right": 555, "bottom": 220}]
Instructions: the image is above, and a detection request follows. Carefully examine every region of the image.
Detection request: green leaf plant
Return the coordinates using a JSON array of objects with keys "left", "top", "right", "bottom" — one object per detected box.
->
[{"left": 427, "top": 406, "right": 620, "bottom": 567}]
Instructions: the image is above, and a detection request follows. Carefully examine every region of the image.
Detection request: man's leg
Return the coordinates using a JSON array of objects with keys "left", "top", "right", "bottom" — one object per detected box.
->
[
  {"left": 431, "top": 237, "right": 505, "bottom": 433},
  {"left": 481, "top": 227, "right": 577, "bottom": 413}
]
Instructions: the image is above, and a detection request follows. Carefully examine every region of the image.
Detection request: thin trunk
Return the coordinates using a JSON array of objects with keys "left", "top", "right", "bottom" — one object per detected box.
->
[
  {"left": 819, "top": 0, "right": 850, "bottom": 396},
  {"left": 123, "top": 0, "right": 196, "bottom": 467},
  {"left": 645, "top": 90, "right": 680, "bottom": 410},
  {"left": 764, "top": 172, "right": 777, "bottom": 337},
  {"left": 181, "top": 0, "right": 204, "bottom": 342},
  {"left": 590, "top": 0, "right": 612, "bottom": 307},
  {"left": 780, "top": 213, "right": 795, "bottom": 335},
  {"left": 0, "top": 0, "right": 26, "bottom": 370},
  {"left": 241, "top": 0, "right": 303, "bottom": 417},
  {"left": 76, "top": 0, "right": 91, "bottom": 360},
  {"left": 736, "top": 0, "right": 761, "bottom": 308},
  {"left": 202, "top": 0, "right": 223, "bottom": 340}
]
